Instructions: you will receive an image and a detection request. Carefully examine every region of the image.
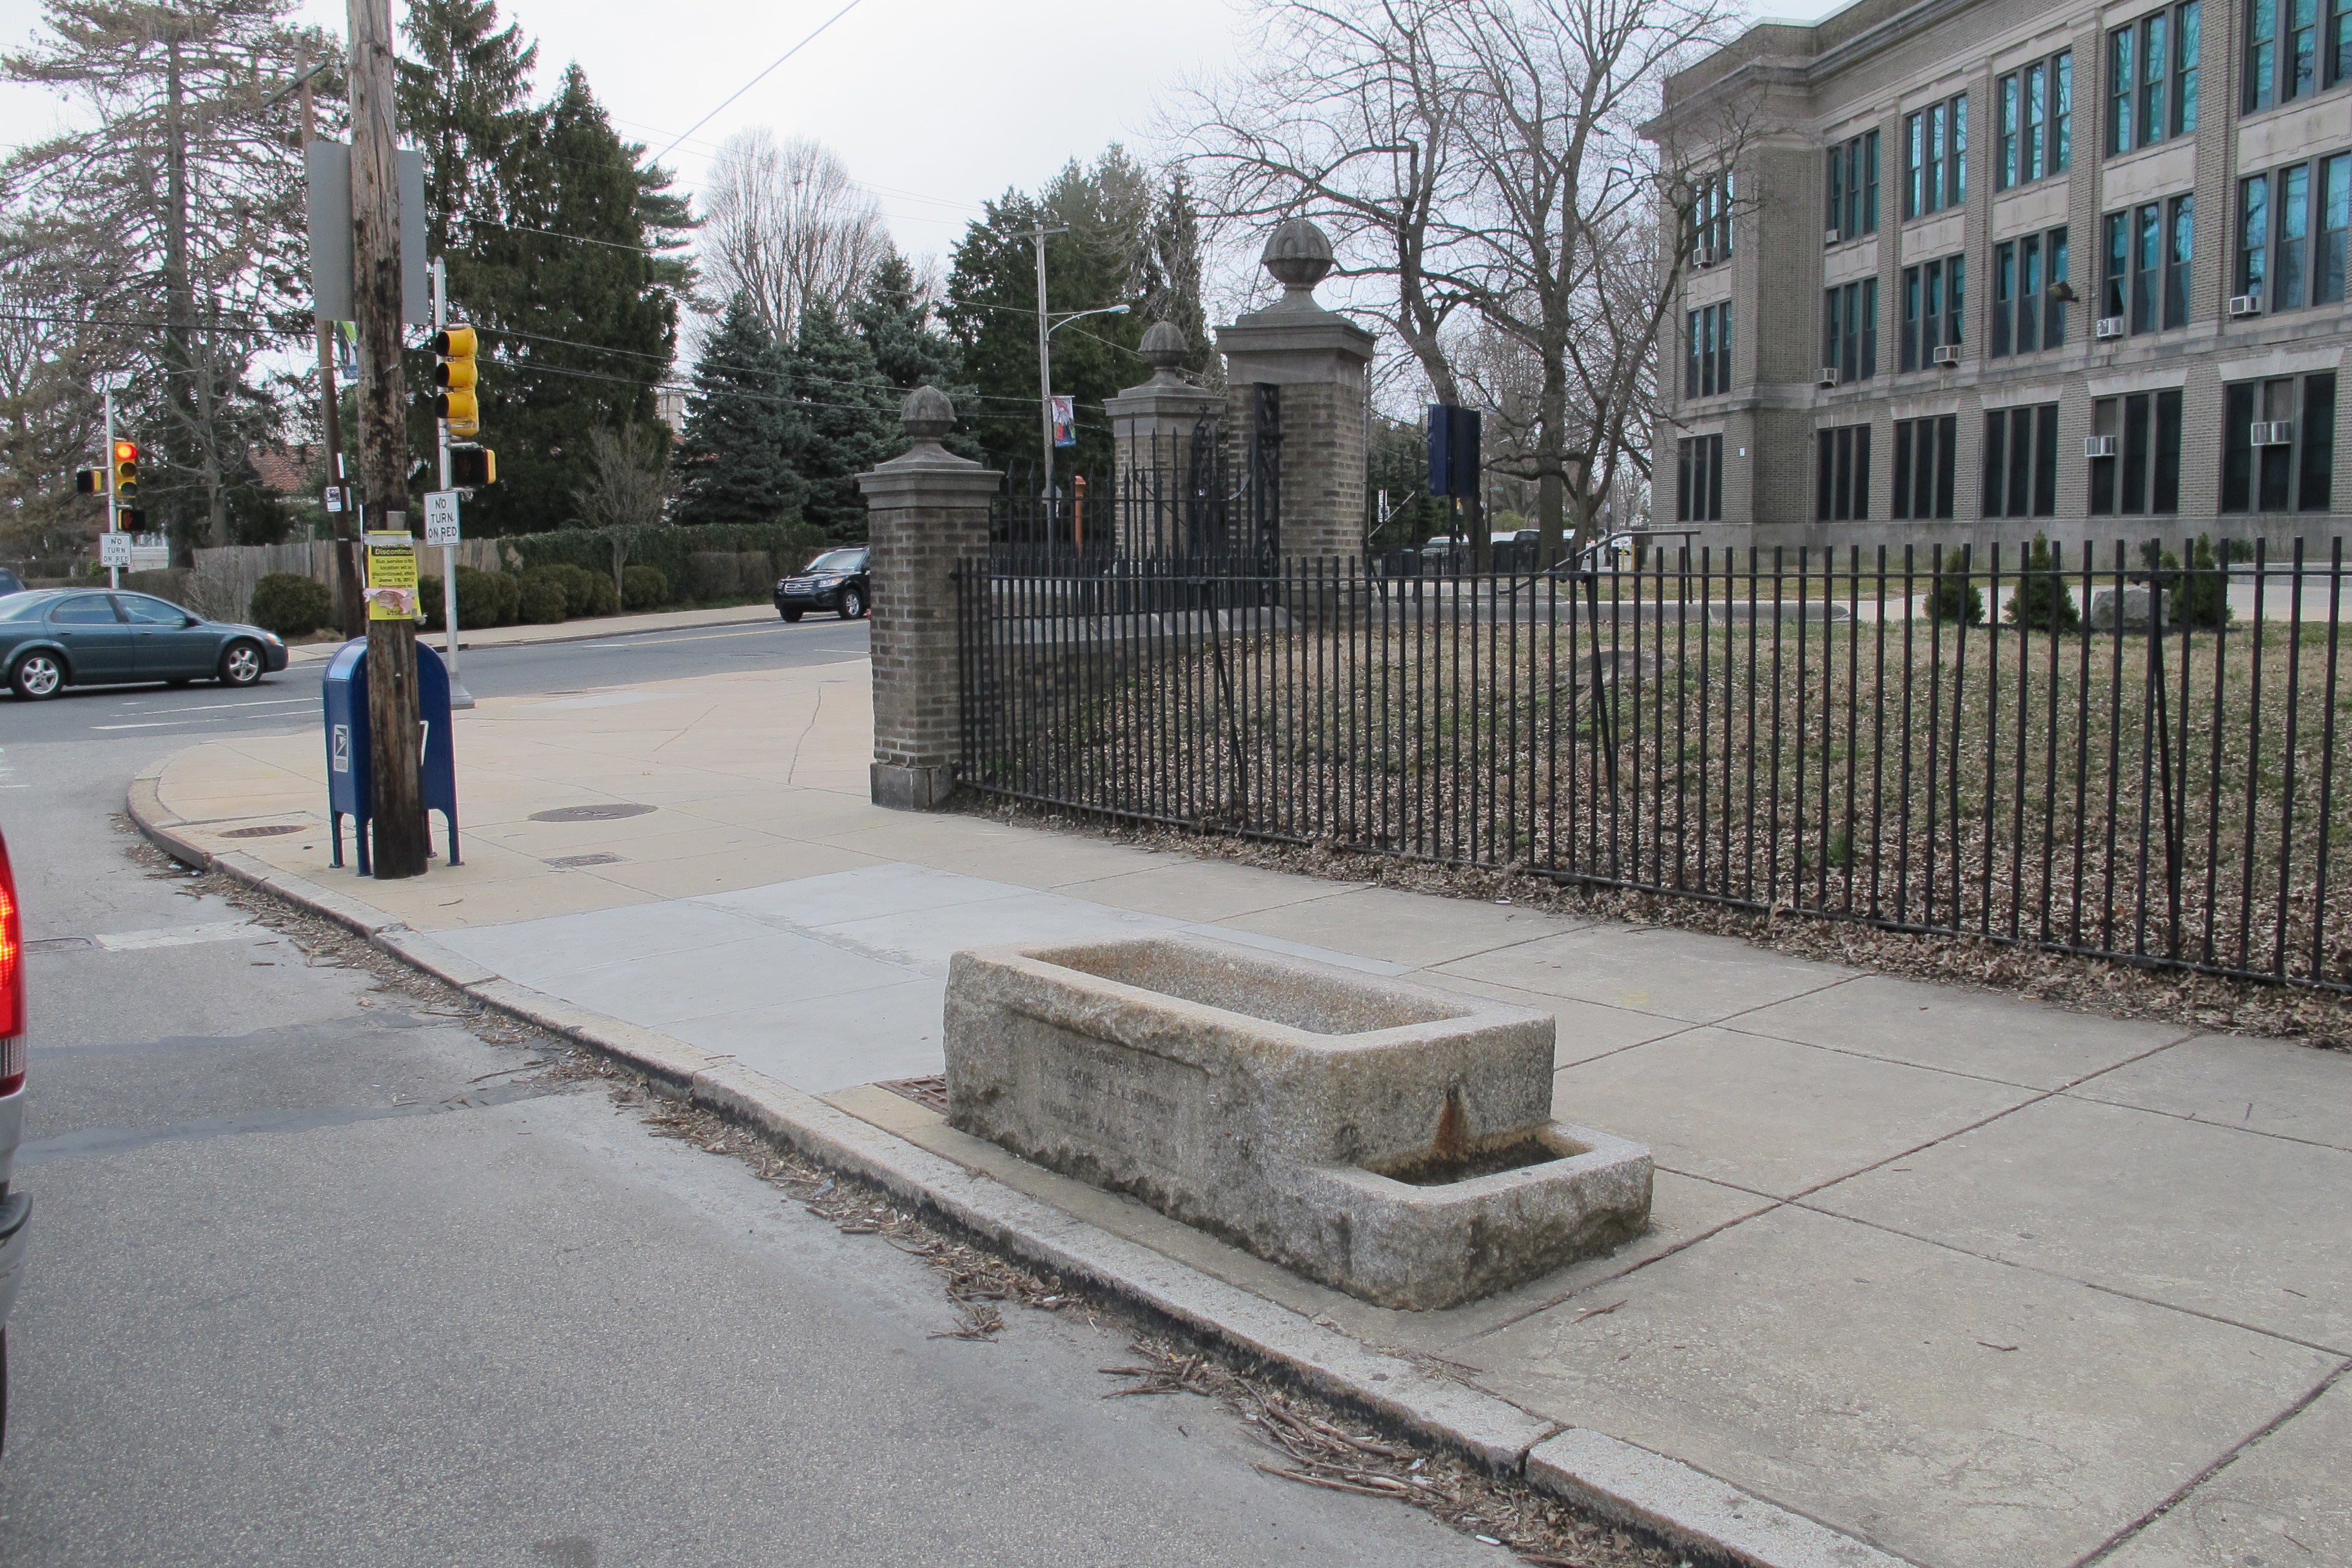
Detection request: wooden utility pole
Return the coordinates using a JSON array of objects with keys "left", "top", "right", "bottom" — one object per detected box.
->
[
  {"left": 296, "top": 52, "right": 362, "bottom": 638},
  {"left": 346, "top": 0, "right": 427, "bottom": 879}
]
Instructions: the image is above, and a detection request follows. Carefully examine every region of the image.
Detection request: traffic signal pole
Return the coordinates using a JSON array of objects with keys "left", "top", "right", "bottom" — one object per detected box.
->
[
  {"left": 102, "top": 384, "right": 119, "bottom": 589},
  {"left": 346, "top": 0, "right": 428, "bottom": 879},
  {"left": 430, "top": 257, "right": 462, "bottom": 689}
]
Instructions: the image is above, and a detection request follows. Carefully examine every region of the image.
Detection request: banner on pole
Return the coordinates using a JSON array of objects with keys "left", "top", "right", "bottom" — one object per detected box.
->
[{"left": 1050, "top": 395, "right": 1076, "bottom": 448}]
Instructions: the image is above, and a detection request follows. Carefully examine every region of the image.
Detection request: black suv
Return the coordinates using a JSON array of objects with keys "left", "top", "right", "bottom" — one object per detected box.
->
[{"left": 774, "top": 547, "right": 870, "bottom": 622}]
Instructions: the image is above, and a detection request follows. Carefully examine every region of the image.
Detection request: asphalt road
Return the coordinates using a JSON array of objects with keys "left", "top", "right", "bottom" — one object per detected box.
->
[{"left": 0, "top": 625, "right": 1504, "bottom": 1565}]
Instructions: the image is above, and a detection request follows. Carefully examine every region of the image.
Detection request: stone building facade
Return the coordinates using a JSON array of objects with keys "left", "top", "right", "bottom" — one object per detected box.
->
[{"left": 1650, "top": 0, "right": 2352, "bottom": 556}]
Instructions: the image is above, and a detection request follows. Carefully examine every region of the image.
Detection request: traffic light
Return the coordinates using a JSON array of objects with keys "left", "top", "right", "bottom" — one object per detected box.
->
[
  {"left": 431, "top": 324, "right": 479, "bottom": 436},
  {"left": 75, "top": 467, "right": 102, "bottom": 494},
  {"left": 448, "top": 446, "right": 496, "bottom": 488},
  {"left": 117, "top": 509, "right": 146, "bottom": 531},
  {"left": 112, "top": 439, "right": 139, "bottom": 502}
]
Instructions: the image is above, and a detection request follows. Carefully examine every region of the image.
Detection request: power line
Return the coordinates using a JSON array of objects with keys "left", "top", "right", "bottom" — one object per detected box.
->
[{"left": 648, "top": 0, "right": 867, "bottom": 169}]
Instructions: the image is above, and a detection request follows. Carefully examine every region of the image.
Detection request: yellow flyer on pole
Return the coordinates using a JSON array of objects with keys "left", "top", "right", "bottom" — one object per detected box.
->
[{"left": 364, "top": 529, "right": 420, "bottom": 620}]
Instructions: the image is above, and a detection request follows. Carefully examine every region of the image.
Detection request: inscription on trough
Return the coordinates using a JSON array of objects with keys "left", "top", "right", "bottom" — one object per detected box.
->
[{"left": 945, "top": 934, "right": 1653, "bottom": 1311}]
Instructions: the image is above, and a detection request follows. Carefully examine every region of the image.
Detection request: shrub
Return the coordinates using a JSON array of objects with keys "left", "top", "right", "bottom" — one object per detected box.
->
[
  {"left": 2005, "top": 534, "right": 2079, "bottom": 631},
  {"left": 622, "top": 564, "right": 668, "bottom": 611},
  {"left": 418, "top": 574, "right": 443, "bottom": 631},
  {"left": 577, "top": 567, "right": 619, "bottom": 617},
  {"left": 451, "top": 565, "right": 512, "bottom": 629},
  {"left": 248, "top": 572, "right": 334, "bottom": 638},
  {"left": 2174, "top": 535, "right": 2233, "bottom": 630},
  {"left": 1929, "top": 571, "right": 1983, "bottom": 625},
  {"left": 516, "top": 571, "right": 569, "bottom": 623},
  {"left": 548, "top": 562, "right": 603, "bottom": 617}
]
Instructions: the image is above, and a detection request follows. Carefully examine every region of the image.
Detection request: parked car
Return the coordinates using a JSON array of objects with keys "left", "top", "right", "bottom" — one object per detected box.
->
[
  {"left": 0, "top": 569, "right": 23, "bottom": 597},
  {"left": 0, "top": 822, "right": 28, "bottom": 1454},
  {"left": 0, "top": 589, "right": 289, "bottom": 700},
  {"left": 774, "top": 547, "right": 870, "bottom": 623}
]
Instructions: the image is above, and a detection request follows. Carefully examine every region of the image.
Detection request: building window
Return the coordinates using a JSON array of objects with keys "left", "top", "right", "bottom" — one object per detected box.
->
[
  {"left": 1816, "top": 424, "right": 1873, "bottom": 521},
  {"left": 1825, "top": 130, "right": 1879, "bottom": 241},
  {"left": 1998, "top": 51, "right": 2072, "bottom": 190},
  {"left": 1983, "top": 404, "right": 2060, "bottom": 517},
  {"left": 2090, "top": 390, "right": 2183, "bottom": 513},
  {"left": 1900, "top": 255, "right": 1965, "bottom": 369},
  {"left": 1685, "top": 301, "right": 1732, "bottom": 398},
  {"left": 1687, "top": 172, "right": 1734, "bottom": 262},
  {"left": 1823, "top": 279, "right": 1877, "bottom": 382},
  {"left": 1677, "top": 434, "right": 1723, "bottom": 522},
  {"left": 2110, "top": 3, "right": 2200, "bottom": 154},
  {"left": 2336, "top": 0, "right": 2352, "bottom": 86},
  {"left": 1892, "top": 415, "right": 1958, "bottom": 519},
  {"left": 2248, "top": 0, "right": 2329, "bottom": 108},
  {"left": 1903, "top": 96, "right": 1968, "bottom": 217},
  {"left": 2101, "top": 196, "right": 2192, "bottom": 331},
  {"left": 2240, "top": 155, "right": 2350, "bottom": 309},
  {"left": 1990, "top": 228, "right": 2068, "bottom": 356},
  {"left": 2222, "top": 373, "right": 2336, "bottom": 511}
]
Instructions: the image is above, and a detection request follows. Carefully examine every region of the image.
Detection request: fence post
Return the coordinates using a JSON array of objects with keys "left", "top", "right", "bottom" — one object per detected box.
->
[
  {"left": 857, "top": 385, "right": 1003, "bottom": 811},
  {"left": 1105, "top": 322, "right": 1222, "bottom": 558},
  {"left": 1213, "top": 219, "right": 1373, "bottom": 562}
]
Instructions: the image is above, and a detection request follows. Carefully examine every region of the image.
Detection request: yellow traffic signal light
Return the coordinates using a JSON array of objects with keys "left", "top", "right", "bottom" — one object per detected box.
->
[
  {"left": 112, "top": 439, "right": 139, "bottom": 500},
  {"left": 431, "top": 325, "right": 479, "bottom": 435},
  {"left": 448, "top": 446, "right": 496, "bottom": 488}
]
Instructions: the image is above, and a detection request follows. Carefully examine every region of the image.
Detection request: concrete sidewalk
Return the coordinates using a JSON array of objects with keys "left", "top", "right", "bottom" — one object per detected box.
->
[
  {"left": 286, "top": 601, "right": 792, "bottom": 663},
  {"left": 137, "top": 658, "right": 2351, "bottom": 1568}
]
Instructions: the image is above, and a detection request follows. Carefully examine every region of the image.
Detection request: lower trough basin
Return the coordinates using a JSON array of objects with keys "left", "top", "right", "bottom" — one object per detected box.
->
[{"left": 943, "top": 934, "right": 1652, "bottom": 1311}]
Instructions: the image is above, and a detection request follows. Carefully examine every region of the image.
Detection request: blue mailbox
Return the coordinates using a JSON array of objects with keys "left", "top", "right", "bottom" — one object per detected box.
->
[{"left": 322, "top": 638, "right": 461, "bottom": 875}]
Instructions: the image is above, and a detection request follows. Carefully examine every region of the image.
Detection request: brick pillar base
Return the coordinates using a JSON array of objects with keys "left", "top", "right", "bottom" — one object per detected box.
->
[{"left": 856, "top": 387, "right": 1003, "bottom": 811}]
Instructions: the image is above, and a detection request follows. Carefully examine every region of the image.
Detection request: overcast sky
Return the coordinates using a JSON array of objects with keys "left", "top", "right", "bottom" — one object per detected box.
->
[{"left": 0, "top": 0, "right": 1854, "bottom": 271}]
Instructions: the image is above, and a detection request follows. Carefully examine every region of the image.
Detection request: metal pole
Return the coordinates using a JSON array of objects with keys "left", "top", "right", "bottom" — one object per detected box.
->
[
  {"left": 1033, "top": 221, "right": 1054, "bottom": 502},
  {"left": 430, "top": 255, "right": 467, "bottom": 705},
  {"left": 104, "top": 384, "right": 119, "bottom": 588}
]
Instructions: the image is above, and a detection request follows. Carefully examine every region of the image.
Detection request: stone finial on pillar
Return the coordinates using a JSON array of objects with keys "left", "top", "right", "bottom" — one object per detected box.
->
[
  {"left": 1214, "top": 218, "right": 1375, "bottom": 561},
  {"left": 1104, "top": 321, "right": 1222, "bottom": 556},
  {"left": 857, "top": 385, "right": 1003, "bottom": 810}
]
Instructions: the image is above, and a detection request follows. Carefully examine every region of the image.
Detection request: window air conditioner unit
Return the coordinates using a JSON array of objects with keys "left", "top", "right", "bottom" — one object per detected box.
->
[
  {"left": 1694, "top": 244, "right": 1721, "bottom": 268},
  {"left": 2093, "top": 316, "right": 2126, "bottom": 339},
  {"left": 2250, "top": 420, "right": 2295, "bottom": 446},
  {"left": 1930, "top": 344, "right": 1961, "bottom": 367},
  {"left": 2227, "top": 293, "right": 2263, "bottom": 318},
  {"left": 2083, "top": 435, "right": 2119, "bottom": 458},
  {"left": 1818, "top": 365, "right": 1841, "bottom": 387},
  {"left": 1824, "top": 226, "right": 1841, "bottom": 245}
]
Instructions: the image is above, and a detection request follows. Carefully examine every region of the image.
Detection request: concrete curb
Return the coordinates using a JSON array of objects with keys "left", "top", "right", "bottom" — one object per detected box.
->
[
  {"left": 284, "top": 608, "right": 785, "bottom": 664},
  {"left": 126, "top": 765, "right": 1916, "bottom": 1568}
]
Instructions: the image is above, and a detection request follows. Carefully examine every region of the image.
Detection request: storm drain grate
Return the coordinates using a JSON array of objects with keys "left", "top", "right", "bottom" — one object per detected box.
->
[
  {"left": 219, "top": 824, "right": 306, "bottom": 839},
  {"left": 876, "top": 1075, "right": 950, "bottom": 1115},
  {"left": 543, "top": 852, "right": 625, "bottom": 868},
  {"left": 529, "top": 804, "right": 655, "bottom": 823},
  {"left": 25, "top": 936, "right": 96, "bottom": 954}
]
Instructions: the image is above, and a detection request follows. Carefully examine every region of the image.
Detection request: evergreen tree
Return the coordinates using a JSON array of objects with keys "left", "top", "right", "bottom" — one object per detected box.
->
[
  {"left": 781, "top": 305, "right": 896, "bottom": 542},
  {"left": 447, "top": 62, "right": 691, "bottom": 533},
  {"left": 943, "top": 147, "right": 1161, "bottom": 487},
  {"left": 673, "top": 291, "right": 798, "bottom": 529},
  {"left": 1139, "top": 171, "right": 1215, "bottom": 384},
  {"left": 2005, "top": 533, "right": 2079, "bottom": 631},
  {"left": 854, "top": 250, "right": 958, "bottom": 392}
]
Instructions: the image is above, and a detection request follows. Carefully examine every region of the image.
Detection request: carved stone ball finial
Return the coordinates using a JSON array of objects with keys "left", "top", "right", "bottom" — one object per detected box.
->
[
  {"left": 899, "top": 384, "right": 956, "bottom": 446},
  {"left": 1140, "top": 319, "right": 1189, "bottom": 372},
  {"left": 1261, "top": 217, "right": 1335, "bottom": 297}
]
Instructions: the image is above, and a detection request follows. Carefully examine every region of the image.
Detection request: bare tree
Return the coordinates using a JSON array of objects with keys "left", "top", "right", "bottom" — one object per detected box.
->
[
  {"left": 567, "top": 421, "right": 667, "bottom": 594},
  {"left": 1173, "top": 0, "right": 1480, "bottom": 406},
  {"left": 698, "top": 129, "right": 887, "bottom": 338}
]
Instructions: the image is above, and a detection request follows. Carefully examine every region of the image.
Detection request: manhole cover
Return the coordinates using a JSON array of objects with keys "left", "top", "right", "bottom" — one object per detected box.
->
[
  {"left": 544, "top": 852, "right": 625, "bottom": 868},
  {"left": 529, "top": 804, "right": 656, "bottom": 823},
  {"left": 219, "top": 824, "right": 306, "bottom": 839},
  {"left": 25, "top": 936, "right": 95, "bottom": 954}
]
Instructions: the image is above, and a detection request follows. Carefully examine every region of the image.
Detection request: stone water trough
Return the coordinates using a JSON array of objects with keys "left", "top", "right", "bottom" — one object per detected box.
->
[{"left": 943, "top": 934, "right": 1651, "bottom": 1311}]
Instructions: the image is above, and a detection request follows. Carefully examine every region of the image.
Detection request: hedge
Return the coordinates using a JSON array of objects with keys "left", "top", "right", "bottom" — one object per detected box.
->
[{"left": 504, "top": 522, "right": 827, "bottom": 602}]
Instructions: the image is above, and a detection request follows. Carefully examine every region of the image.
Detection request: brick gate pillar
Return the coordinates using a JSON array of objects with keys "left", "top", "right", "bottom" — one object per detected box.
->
[
  {"left": 1214, "top": 219, "right": 1375, "bottom": 562},
  {"left": 857, "top": 386, "right": 1002, "bottom": 810},
  {"left": 1104, "top": 322, "right": 1222, "bottom": 557}
]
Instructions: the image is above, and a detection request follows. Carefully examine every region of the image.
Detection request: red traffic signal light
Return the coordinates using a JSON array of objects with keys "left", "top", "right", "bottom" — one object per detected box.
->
[{"left": 112, "top": 440, "right": 139, "bottom": 499}]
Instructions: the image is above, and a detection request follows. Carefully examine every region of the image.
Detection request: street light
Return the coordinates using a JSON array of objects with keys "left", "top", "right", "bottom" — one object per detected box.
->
[{"left": 1035, "top": 302, "right": 1130, "bottom": 499}]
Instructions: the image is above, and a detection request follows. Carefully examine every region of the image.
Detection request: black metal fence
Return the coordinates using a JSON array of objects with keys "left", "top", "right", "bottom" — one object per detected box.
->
[
  {"left": 956, "top": 538, "right": 2352, "bottom": 992},
  {"left": 989, "top": 426, "right": 1277, "bottom": 574}
]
